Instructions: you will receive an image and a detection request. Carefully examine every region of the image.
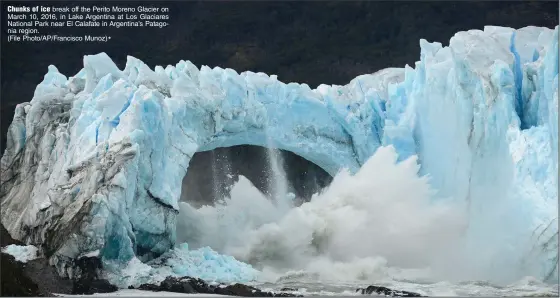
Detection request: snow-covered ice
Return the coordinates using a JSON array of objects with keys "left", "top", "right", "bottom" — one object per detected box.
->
[
  {"left": 55, "top": 289, "right": 230, "bottom": 297},
  {"left": 2, "top": 244, "right": 39, "bottom": 263},
  {"left": 103, "top": 244, "right": 258, "bottom": 288},
  {"left": 0, "top": 25, "right": 557, "bottom": 286}
]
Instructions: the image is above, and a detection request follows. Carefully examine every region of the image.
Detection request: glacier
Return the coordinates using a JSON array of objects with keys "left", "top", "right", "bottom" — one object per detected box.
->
[{"left": 0, "top": 25, "right": 558, "bottom": 284}]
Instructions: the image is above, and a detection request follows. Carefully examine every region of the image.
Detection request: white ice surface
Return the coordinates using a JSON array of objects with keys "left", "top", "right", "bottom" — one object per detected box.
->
[
  {"left": 0, "top": 25, "right": 557, "bottom": 286},
  {"left": 55, "top": 289, "right": 230, "bottom": 297},
  {"left": 2, "top": 244, "right": 39, "bottom": 263}
]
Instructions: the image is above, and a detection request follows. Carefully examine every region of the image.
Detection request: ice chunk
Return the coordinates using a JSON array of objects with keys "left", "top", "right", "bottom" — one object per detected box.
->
[
  {"left": 2, "top": 244, "right": 39, "bottom": 263},
  {"left": 104, "top": 243, "right": 258, "bottom": 288}
]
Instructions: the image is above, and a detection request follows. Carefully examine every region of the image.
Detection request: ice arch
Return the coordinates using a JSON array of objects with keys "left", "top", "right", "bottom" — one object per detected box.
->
[
  {"left": 0, "top": 26, "right": 557, "bottom": 281},
  {"left": 0, "top": 53, "right": 401, "bottom": 275}
]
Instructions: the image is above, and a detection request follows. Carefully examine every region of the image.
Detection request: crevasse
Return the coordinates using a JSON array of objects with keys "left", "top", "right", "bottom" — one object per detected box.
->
[{"left": 0, "top": 25, "right": 557, "bottom": 283}]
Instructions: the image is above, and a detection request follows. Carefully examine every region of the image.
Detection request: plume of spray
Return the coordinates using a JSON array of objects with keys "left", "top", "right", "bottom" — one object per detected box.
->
[
  {"left": 178, "top": 146, "right": 472, "bottom": 281},
  {"left": 264, "top": 126, "right": 294, "bottom": 212},
  {"left": 177, "top": 145, "right": 553, "bottom": 285},
  {"left": 227, "top": 146, "right": 471, "bottom": 280}
]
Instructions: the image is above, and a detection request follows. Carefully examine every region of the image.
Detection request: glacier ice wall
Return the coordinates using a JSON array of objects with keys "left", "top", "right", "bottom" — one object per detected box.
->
[
  {"left": 379, "top": 26, "right": 558, "bottom": 282},
  {"left": 0, "top": 51, "right": 392, "bottom": 276},
  {"left": 0, "top": 25, "right": 557, "bottom": 281}
]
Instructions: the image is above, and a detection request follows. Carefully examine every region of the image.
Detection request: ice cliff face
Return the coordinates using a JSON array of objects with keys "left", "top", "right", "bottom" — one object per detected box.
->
[{"left": 1, "top": 25, "right": 557, "bottom": 281}]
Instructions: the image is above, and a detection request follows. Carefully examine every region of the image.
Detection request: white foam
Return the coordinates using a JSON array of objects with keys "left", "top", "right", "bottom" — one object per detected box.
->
[
  {"left": 179, "top": 146, "right": 471, "bottom": 284},
  {"left": 2, "top": 244, "right": 39, "bottom": 263},
  {"left": 55, "top": 289, "right": 230, "bottom": 297}
]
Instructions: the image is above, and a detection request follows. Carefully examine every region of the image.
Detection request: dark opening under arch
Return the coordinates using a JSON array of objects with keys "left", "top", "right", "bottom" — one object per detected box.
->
[{"left": 181, "top": 145, "right": 333, "bottom": 208}]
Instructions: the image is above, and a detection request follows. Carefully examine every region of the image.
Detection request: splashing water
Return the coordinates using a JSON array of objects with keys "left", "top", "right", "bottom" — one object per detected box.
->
[
  {"left": 265, "top": 127, "right": 293, "bottom": 212},
  {"left": 210, "top": 150, "right": 221, "bottom": 201},
  {"left": 180, "top": 147, "right": 461, "bottom": 276},
  {"left": 176, "top": 146, "right": 558, "bottom": 295}
]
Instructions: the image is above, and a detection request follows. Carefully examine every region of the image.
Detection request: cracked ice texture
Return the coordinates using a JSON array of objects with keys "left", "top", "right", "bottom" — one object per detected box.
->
[{"left": 0, "top": 25, "right": 557, "bottom": 280}]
